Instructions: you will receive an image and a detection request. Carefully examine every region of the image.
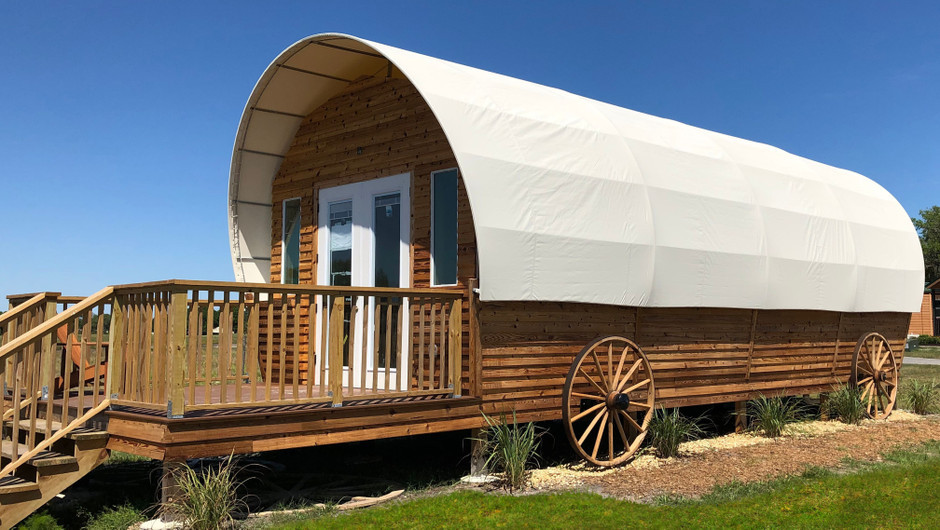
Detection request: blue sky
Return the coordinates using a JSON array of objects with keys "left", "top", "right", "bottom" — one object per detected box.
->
[{"left": 1, "top": 1, "right": 938, "bottom": 308}]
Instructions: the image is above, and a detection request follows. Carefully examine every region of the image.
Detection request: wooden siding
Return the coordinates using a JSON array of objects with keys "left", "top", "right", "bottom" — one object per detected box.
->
[
  {"left": 908, "top": 292, "right": 933, "bottom": 336},
  {"left": 265, "top": 76, "right": 477, "bottom": 381},
  {"left": 479, "top": 302, "right": 910, "bottom": 422}
]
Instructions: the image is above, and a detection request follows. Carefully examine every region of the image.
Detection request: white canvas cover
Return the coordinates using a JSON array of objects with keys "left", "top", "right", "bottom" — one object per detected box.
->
[{"left": 229, "top": 34, "right": 924, "bottom": 313}]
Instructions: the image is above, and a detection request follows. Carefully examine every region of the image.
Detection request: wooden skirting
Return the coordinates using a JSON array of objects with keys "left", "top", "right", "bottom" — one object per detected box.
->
[{"left": 106, "top": 396, "right": 483, "bottom": 460}]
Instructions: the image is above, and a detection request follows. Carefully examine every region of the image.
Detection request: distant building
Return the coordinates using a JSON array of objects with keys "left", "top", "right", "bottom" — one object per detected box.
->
[{"left": 909, "top": 279, "right": 940, "bottom": 336}]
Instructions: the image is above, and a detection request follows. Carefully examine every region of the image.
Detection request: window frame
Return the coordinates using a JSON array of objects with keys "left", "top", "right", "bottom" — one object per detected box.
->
[
  {"left": 280, "top": 197, "right": 302, "bottom": 284},
  {"left": 430, "top": 168, "right": 460, "bottom": 287}
]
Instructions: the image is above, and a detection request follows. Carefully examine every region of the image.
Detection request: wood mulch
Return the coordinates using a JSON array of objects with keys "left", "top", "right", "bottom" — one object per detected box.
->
[{"left": 526, "top": 413, "right": 940, "bottom": 502}]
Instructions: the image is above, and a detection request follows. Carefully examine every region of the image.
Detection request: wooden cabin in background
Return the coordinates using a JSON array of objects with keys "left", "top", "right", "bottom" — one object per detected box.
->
[
  {"left": 0, "top": 33, "right": 925, "bottom": 525},
  {"left": 908, "top": 280, "right": 940, "bottom": 336}
]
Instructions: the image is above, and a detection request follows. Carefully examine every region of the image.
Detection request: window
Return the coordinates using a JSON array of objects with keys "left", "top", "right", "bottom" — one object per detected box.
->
[
  {"left": 281, "top": 198, "right": 301, "bottom": 284},
  {"left": 431, "top": 168, "right": 458, "bottom": 286}
]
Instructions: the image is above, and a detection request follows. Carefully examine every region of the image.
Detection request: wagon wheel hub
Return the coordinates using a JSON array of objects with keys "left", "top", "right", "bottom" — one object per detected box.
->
[{"left": 606, "top": 391, "right": 631, "bottom": 411}]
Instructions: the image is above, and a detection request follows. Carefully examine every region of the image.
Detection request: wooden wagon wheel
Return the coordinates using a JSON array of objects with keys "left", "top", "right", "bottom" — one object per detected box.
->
[
  {"left": 562, "top": 336, "right": 655, "bottom": 466},
  {"left": 851, "top": 332, "right": 898, "bottom": 420}
]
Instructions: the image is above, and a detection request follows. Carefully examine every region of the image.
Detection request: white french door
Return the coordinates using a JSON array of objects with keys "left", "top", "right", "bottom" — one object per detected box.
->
[{"left": 316, "top": 173, "right": 410, "bottom": 390}]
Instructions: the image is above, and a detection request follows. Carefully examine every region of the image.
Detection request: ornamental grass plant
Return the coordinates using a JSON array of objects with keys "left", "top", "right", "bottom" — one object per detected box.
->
[
  {"left": 825, "top": 385, "right": 866, "bottom": 425},
  {"left": 159, "top": 454, "right": 247, "bottom": 530},
  {"left": 647, "top": 407, "right": 706, "bottom": 458},
  {"left": 905, "top": 379, "right": 939, "bottom": 415},
  {"left": 477, "top": 412, "right": 544, "bottom": 492},
  {"left": 747, "top": 395, "right": 804, "bottom": 438}
]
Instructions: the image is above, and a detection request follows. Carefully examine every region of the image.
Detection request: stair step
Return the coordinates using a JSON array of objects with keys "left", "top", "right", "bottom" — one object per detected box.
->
[
  {"left": 0, "top": 475, "right": 40, "bottom": 495},
  {"left": 5, "top": 418, "right": 108, "bottom": 442},
  {"left": 0, "top": 440, "right": 77, "bottom": 468}
]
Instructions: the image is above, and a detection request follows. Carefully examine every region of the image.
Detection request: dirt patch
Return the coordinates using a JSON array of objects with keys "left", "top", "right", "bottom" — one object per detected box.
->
[{"left": 528, "top": 412, "right": 940, "bottom": 501}]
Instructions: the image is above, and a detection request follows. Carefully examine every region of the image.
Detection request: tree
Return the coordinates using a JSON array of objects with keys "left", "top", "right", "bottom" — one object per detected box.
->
[{"left": 913, "top": 206, "right": 940, "bottom": 284}]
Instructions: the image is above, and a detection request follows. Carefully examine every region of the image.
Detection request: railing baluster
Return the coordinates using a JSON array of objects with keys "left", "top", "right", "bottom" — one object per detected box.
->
[
  {"left": 384, "top": 300, "right": 392, "bottom": 391},
  {"left": 265, "top": 296, "right": 273, "bottom": 402},
  {"left": 220, "top": 291, "right": 230, "bottom": 405},
  {"left": 236, "top": 295, "right": 245, "bottom": 403},
  {"left": 359, "top": 297, "right": 368, "bottom": 392},
  {"left": 329, "top": 296, "right": 344, "bottom": 406},
  {"left": 372, "top": 299, "right": 380, "bottom": 391},
  {"left": 320, "top": 295, "right": 328, "bottom": 396},
  {"left": 204, "top": 292, "right": 213, "bottom": 405},
  {"left": 292, "top": 292, "right": 300, "bottom": 401},
  {"left": 347, "top": 297, "right": 358, "bottom": 394},
  {"left": 248, "top": 292, "right": 259, "bottom": 402},
  {"left": 187, "top": 294, "right": 197, "bottom": 405},
  {"left": 305, "top": 294, "right": 316, "bottom": 400},
  {"left": 429, "top": 299, "right": 436, "bottom": 390},
  {"left": 439, "top": 299, "right": 447, "bottom": 391},
  {"left": 278, "top": 292, "right": 287, "bottom": 400}
]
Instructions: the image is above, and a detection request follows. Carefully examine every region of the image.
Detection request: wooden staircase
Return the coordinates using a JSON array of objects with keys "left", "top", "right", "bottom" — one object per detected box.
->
[
  {"left": 0, "top": 420, "right": 110, "bottom": 529},
  {"left": 0, "top": 290, "right": 116, "bottom": 529}
]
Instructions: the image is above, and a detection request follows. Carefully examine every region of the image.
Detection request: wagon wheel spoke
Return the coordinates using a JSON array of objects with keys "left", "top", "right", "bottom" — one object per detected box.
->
[
  {"left": 615, "top": 359, "right": 643, "bottom": 392},
  {"left": 571, "top": 401, "right": 606, "bottom": 422},
  {"left": 620, "top": 410, "right": 646, "bottom": 433},
  {"left": 612, "top": 346, "right": 629, "bottom": 389},
  {"left": 622, "top": 378, "right": 651, "bottom": 395},
  {"left": 590, "top": 351, "right": 610, "bottom": 393},
  {"left": 591, "top": 411, "right": 609, "bottom": 459},
  {"left": 577, "top": 366, "right": 608, "bottom": 397},
  {"left": 612, "top": 409, "right": 630, "bottom": 446},
  {"left": 577, "top": 407, "right": 607, "bottom": 446},
  {"left": 571, "top": 392, "right": 605, "bottom": 402}
]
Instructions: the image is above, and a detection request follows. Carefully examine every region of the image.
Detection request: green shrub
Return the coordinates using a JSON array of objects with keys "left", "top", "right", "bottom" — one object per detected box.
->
[
  {"left": 17, "top": 513, "right": 62, "bottom": 530},
  {"left": 647, "top": 407, "right": 706, "bottom": 458},
  {"left": 826, "top": 385, "right": 866, "bottom": 425},
  {"left": 905, "top": 380, "right": 939, "bottom": 415},
  {"left": 159, "top": 454, "right": 246, "bottom": 530},
  {"left": 84, "top": 504, "right": 147, "bottom": 530},
  {"left": 747, "top": 395, "right": 804, "bottom": 438},
  {"left": 477, "top": 411, "right": 544, "bottom": 491},
  {"left": 917, "top": 334, "right": 940, "bottom": 345}
]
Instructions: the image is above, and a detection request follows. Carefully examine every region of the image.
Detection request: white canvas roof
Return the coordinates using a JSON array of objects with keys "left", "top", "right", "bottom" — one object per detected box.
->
[{"left": 229, "top": 33, "right": 924, "bottom": 313}]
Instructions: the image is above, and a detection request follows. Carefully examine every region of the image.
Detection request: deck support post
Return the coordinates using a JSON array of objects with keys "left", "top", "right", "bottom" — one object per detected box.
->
[
  {"left": 159, "top": 458, "right": 185, "bottom": 521},
  {"left": 734, "top": 401, "right": 748, "bottom": 433},
  {"left": 468, "top": 279, "right": 482, "bottom": 398},
  {"left": 469, "top": 427, "right": 488, "bottom": 476},
  {"left": 167, "top": 289, "right": 188, "bottom": 418},
  {"left": 38, "top": 295, "right": 58, "bottom": 398}
]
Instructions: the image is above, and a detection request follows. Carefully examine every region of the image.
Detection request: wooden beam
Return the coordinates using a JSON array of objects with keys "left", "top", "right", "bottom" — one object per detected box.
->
[{"left": 167, "top": 290, "right": 188, "bottom": 418}]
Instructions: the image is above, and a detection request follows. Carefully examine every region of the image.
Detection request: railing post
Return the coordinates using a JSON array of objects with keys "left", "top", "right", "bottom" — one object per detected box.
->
[
  {"left": 38, "top": 295, "right": 58, "bottom": 399},
  {"left": 448, "top": 299, "right": 463, "bottom": 398},
  {"left": 329, "top": 296, "right": 345, "bottom": 407},
  {"left": 107, "top": 295, "right": 125, "bottom": 400},
  {"left": 167, "top": 289, "right": 188, "bottom": 418},
  {"left": 468, "top": 279, "right": 482, "bottom": 398}
]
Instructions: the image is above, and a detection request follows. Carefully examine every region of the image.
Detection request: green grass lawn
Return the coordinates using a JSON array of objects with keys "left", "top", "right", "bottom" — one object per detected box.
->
[
  {"left": 907, "top": 345, "right": 940, "bottom": 360},
  {"left": 270, "top": 442, "right": 940, "bottom": 529}
]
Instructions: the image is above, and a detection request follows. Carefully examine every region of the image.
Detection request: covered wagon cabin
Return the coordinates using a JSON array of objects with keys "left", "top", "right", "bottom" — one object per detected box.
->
[{"left": 0, "top": 33, "right": 924, "bottom": 525}]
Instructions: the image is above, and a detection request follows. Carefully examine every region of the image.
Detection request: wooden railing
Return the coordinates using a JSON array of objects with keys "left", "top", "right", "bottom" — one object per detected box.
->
[
  {"left": 0, "top": 288, "right": 114, "bottom": 480},
  {"left": 106, "top": 280, "right": 465, "bottom": 416},
  {"left": 0, "top": 278, "right": 467, "bottom": 473}
]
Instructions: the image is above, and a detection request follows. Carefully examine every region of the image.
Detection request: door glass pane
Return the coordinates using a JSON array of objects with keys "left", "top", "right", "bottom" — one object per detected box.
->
[
  {"left": 282, "top": 198, "right": 301, "bottom": 284},
  {"left": 374, "top": 193, "right": 401, "bottom": 370},
  {"left": 373, "top": 193, "right": 401, "bottom": 288},
  {"left": 432, "top": 169, "right": 458, "bottom": 285},
  {"left": 329, "top": 201, "right": 352, "bottom": 287}
]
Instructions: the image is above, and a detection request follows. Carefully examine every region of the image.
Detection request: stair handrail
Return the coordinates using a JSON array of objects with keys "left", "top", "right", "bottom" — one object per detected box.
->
[
  {"left": 0, "top": 287, "right": 113, "bottom": 362},
  {"left": 0, "top": 400, "right": 111, "bottom": 479},
  {"left": 0, "top": 287, "right": 114, "bottom": 480},
  {"left": 0, "top": 292, "right": 55, "bottom": 328}
]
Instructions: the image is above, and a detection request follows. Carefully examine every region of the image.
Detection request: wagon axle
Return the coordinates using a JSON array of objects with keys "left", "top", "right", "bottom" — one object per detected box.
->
[{"left": 606, "top": 391, "right": 631, "bottom": 411}]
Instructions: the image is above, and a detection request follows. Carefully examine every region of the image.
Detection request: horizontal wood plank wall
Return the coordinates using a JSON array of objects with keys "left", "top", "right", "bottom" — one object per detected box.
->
[
  {"left": 479, "top": 302, "right": 911, "bottom": 422},
  {"left": 908, "top": 292, "right": 932, "bottom": 336},
  {"left": 265, "top": 75, "right": 477, "bottom": 387}
]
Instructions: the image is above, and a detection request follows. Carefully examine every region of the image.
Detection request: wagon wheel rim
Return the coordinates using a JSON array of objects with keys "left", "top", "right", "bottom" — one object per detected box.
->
[
  {"left": 562, "top": 336, "right": 655, "bottom": 466},
  {"left": 851, "top": 332, "right": 898, "bottom": 420}
]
